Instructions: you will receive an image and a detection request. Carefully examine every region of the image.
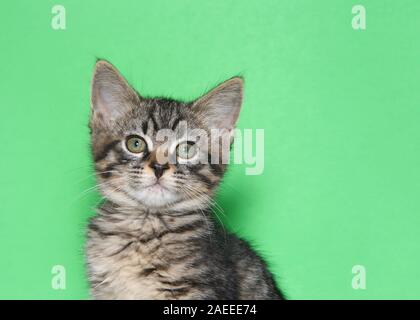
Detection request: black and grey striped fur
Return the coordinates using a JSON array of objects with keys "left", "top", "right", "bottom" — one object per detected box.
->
[{"left": 86, "top": 61, "right": 284, "bottom": 299}]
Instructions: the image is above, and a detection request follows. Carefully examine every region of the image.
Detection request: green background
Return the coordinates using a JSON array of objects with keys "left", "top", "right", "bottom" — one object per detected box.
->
[{"left": 1, "top": 0, "right": 419, "bottom": 299}]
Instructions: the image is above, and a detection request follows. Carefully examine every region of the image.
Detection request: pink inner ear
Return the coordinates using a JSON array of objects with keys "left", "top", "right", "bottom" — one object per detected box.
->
[
  {"left": 208, "top": 105, "right": 241, "bottom": 130},
  {"left": 95, "top": 88, "right": 123, "bottom": 119},
  {"left": 192, "top": 78, "right": 243, "bottom": 131},
  {"left": 91, "top": 62, "right": 140, "bottom": 122}
]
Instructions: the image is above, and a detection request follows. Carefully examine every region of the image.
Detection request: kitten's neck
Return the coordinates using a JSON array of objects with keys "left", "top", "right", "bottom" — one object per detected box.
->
[
  {"left": 100, "top": 193, "right": 214, "bottom": 216},
  {"left": 94, "top": 199, "right": 216, "bottom": 242}
]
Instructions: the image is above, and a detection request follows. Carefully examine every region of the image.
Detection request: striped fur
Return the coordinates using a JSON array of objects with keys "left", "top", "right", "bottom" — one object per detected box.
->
[{"left": 86, "top": 61, "right": 284, "bottom": 299}]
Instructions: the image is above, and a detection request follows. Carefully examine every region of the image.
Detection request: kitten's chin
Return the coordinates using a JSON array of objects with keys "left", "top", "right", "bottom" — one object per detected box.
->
[{"left": 133, "top": 184, "right": 179, "bottom": 208}]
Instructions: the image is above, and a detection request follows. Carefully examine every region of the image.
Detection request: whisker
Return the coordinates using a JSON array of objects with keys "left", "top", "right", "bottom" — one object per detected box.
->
[{"left": 179, "top": 183, "right": 226, "bottom": 242}]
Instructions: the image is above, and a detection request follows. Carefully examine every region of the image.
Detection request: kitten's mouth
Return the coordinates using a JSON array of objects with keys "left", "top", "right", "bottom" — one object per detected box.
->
[
  {"left": 131, "top": 181, "right": 178, "bottom": 208},
  {"left": 143, "top": 181, "right": 170, "bottom": 194}
]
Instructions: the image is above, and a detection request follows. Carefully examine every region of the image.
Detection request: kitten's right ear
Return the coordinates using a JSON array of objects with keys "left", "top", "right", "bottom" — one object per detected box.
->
[{"left": 90, "top": 60, "right": 140, "bottom": 125}]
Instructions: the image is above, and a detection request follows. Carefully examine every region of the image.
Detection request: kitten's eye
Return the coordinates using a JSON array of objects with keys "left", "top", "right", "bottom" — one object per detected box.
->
[
  {"left": 176, "top": 142, "right": 197, "bottom": 160},
  {"left": 126, "top": 135, "right": 147, "bottom": 154}
]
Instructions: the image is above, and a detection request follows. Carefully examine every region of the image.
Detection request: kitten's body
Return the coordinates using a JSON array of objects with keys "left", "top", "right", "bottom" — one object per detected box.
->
[
  {"left": 86, "top": 61, "right": 283, "bottom": 299},
  {"left": 87, "top": 203, "right": 281, "bottom": 299}
]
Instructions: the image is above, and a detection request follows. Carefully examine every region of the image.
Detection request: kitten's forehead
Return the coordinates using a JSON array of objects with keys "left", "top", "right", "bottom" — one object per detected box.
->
[{"left": 122, "top": 98, "right": 200, "bottom": 138}]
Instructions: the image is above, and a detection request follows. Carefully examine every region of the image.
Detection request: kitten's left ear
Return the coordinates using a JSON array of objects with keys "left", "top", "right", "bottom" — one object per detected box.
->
[
  {"left": 192, "top": 77, "right": 243, "bottom": 130},
  {"left": 90, "top": 60, "right": 140, "bottom": 124}
]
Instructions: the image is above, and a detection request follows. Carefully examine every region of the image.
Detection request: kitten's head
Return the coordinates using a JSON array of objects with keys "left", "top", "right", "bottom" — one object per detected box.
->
[{"left": 90, "top": 61, "right": 243, "bottom": 211}]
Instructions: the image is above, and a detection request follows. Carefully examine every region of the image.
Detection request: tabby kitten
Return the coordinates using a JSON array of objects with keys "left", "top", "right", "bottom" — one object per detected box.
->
[{"left": 86, "top": 60, "right": 284, "bottom": 300}]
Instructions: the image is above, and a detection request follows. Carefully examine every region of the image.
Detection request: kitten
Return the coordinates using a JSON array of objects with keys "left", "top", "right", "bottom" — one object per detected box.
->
[{"left": 86, "top": 60, "right": 284, "bottom": 300}]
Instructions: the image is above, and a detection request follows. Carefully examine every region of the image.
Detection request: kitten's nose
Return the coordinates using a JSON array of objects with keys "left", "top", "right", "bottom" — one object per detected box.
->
[{"left": 150, "top": 161, "right": 169, "bottom": 179}]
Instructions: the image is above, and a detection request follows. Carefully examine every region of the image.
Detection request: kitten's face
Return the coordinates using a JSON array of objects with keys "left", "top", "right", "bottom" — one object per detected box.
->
[{"left": 90, "top": 61, "right": 242, "bottom": 211}]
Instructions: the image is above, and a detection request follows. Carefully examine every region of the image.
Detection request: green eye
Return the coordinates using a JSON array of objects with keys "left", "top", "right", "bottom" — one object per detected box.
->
[
  {"left": 176, "top": 142, "right": 197, "bottom": 160},
  {"left": 126, "top": 135, "right": 146, "bottom": 154}
]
